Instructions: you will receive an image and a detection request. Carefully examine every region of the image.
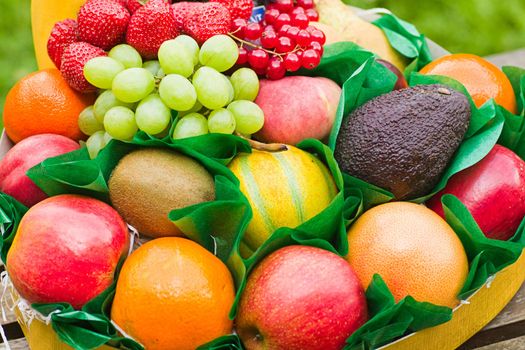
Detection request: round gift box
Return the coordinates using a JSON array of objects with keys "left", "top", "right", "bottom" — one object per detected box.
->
[{"left": 0, "top": 1, "right": 522, "bottom": 349}]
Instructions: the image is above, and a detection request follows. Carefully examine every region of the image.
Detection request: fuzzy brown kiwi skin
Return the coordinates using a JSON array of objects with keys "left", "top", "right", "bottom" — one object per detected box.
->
[{"left": 108, "top": 148, "right": 215, "bottom": 238}]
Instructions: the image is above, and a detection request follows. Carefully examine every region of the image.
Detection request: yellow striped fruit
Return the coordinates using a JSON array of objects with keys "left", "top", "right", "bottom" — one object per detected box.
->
[
  {"left": 229, "top": 146, "right": 337, "bottom": 256},
  {"left": 32, "top": 0, "right": 86, "bottom": 69}
]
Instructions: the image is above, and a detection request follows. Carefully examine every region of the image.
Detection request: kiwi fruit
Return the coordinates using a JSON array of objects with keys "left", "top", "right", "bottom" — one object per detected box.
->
[{"left": 108, "top": 148, "right": 215, "bottom": 238}]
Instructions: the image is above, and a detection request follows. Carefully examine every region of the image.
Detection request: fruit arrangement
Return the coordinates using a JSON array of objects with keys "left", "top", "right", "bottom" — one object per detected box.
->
[{"left": 1, "top": 0, "right": 525, "bottom": 350}]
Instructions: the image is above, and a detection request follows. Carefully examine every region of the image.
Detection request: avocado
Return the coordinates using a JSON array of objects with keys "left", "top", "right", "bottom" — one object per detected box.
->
[{"left": 334, "top": 84, "right": 470, "bottom": 200}]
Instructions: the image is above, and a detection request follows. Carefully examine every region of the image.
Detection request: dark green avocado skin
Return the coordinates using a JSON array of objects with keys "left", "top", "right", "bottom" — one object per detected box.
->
[{"left": 334, "top": 84, "right": 471, "bottom": 200}]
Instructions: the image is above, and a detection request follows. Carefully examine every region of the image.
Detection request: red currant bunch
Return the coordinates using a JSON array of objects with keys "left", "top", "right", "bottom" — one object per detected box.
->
[{"left": 230, "top": 0, "right": 326, "bottom": 80}]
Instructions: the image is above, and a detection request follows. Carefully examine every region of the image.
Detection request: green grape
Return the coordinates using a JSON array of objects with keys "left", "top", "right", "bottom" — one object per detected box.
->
[
  {"left": 86, "top": 131, "right": 107, "bottom": 159},
  {"left": 112, "top": 68, "right": 155, "bottom": 103},
  {"left": 103, "top": 106, "right": 138, "bottom": 141},
  {"left": 172, "top": 113, "right": 209, "bottom": 139},
  {"left": 199, "top": 35, "right": 238, "bottom": 72},
  {"left": 78, "top": 105, "right": 104, "bottom": 135},
  {"left": 223, "top": 74, "right": 235, "bottom": 104},
  {"left": 135, "top": 94, "right": 171, "bottom": 135},
  {"left": 193, "top": 67, "right": 234, "bottom": 110},
  {"left": 230, "top": 68, "right": 260, "bottom": 101},
  {"left": 159, "top": 74, "right": 197, "bottom": 111},
  {"left": 93, "top": 90, "right": 135, "bottom": 123},
  {"left": 109, "top": 44, "right": 143, "bottom": 68},
  {"left": 178, "top": 100, "right": 203, "bottom": 117},
  {"left": 143, "top": 60, "right": 161, "bottom": 76},
  {"left": 227, "top": 100, "right": 265, "bottom": 134},
  {"left": 84, "top": 56, "right": 125, "bottom": 89},
  {"left": 157, "top": 68, "right": 166, "bottom": 79},
  {"left": 173, "top": 35, "right": 200, "bottom": 66},
  {"left": 103, "top": 132, "right": 113, "bottom": 145},
  {"left": 208, "top": 108, "right": 236, "bottom": 134},
  {"left": 158, "top": 40, "right": 194, "bottom": 77}
]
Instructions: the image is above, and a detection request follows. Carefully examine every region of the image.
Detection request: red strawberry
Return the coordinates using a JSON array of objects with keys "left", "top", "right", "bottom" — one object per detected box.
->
[
  {"left": 78, "top": 0, "right": 131, "bottom": 50},
  {"left": 210, "top": 0, "right": 253, "bottom": 21},
  {"left": 171, "top": 2, "right": 201, "bottom": 31},
  {"left": 184, "top": 2, "right": 231, "bottom": 45},
  {"left": 60, "top": 42, "right": 107, "bottom": 93},
  {"left": 126, "top": 0, "right": 179, "bottom": 59},
  {"left": 47, "top": 19, "right": 79, "bottom": 68},
  {"left": 126, "top": 0, "right": 144, "bottom": 13}
]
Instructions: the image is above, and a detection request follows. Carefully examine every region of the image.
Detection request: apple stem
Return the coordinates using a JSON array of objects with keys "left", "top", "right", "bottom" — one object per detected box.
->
[{"left": 235, "top": 133, "right": 288, "bottom": 152}]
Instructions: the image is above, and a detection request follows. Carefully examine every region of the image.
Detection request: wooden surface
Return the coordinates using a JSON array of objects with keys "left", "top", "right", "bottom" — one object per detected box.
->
[{"left": 1, "top": 51, "right": 524, "bottom": 350}]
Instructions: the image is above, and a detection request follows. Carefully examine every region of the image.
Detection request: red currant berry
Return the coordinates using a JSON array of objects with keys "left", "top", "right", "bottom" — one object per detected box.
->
[
  {"left": 309, "top": 40, "right": 323, "bottom": 53},
  {"left": 266, "top": 57, "right": 287, "bottom": 80},
  {"left": 274, "top": 0, "right": 294, "bottom": 13},
  {"left": 302, "top": 49, "right": 320, "bottom": 69},
  {"left": 286, "top": 26, "right": 300, "bottom": 41},
  {"left": 291, "top": 7, "right": 305, "bottom": 16},
  {"left": 292, "top": 13, "right": 309, "bottom": 29},
  {"left": 296, "top": 49, "right": 304, "bottom": 59},
  {"left": 264, "top": 9, "right": 280, "bottom": 25},
  {"left": 261, "top": 30, "right": 279, "bottom": 48},
  {"left": 276, "top": 36, "right": 295, "bottom": 53},
  {"left": 305, "top": 8, "right": 319, "bottom": 21},
  {"left": 297, "top": 0, "right": 314, "bottom": 9},
  {"left": 274, "top": 13, "right": 292, "bottom": 30},
  {"left": 265, "top": 24, "right": 276, "bottom": 32},
  {"left": 245, "top": 22, "right": 263, "bottom": 40},
  {"left": 278, "top": 24, "right": 292, "bottom": 36},
  {"left": 237, "top": 47, "right": 249, "bottom": 65},
  {"left": 310, "top": 29, "right": 326, "bottom": 45},
  {"left": 296, "top": 29, "right": 311, "bottom": 47},
  {"left": 284, "top": 52, "right": 301, "bottom": 72},
  {"left": 232, "top": 18, "right": 247, "bottom": 38},
  {"left": 248, "top": 49, "right": 270, "bottom": 70}
]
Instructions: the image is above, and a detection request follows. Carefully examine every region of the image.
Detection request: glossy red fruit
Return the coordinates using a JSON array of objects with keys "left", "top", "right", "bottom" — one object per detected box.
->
[
  {"left": 211, "top": 0, "right": 253, "bottom": 21},
  {"left": 184, "top": 2, "right": 231, "bottom": 44},
  {"left": 171, "top": 2, "right": 200, "bottom": 31},
  {"left": 261, "top": 30, "right": 278, "bottom": 49},
  {"left": 47, "top": 19, "right": 78, "bottom": 68},
  {"left": 305, "top": 8, "right": 319, "bottom": 21},
  {"left": 302, "top": 49, "right": 320, "bottom": 69},
  {"left": 296, "top": 29, "right": 311, "bottom": 47},
  {"left": 60, "top": 42, "right": 106, "bottom": 93},
  {"left": 266, "top": 57, "right": 286, "bottom": 80},
  {"left": 244, "top": 22, "right": 263, "bottom": 40},
  {"left": 309, "top": 41, "right": 323, "bottom": 55},
  {"left": 126, "top": 0, "right": 179, "bottom": 59},
  {"left": 78, "top": 0, "right": 130, "bottom": 50},
  {"left": 0, "top": 134, "right": 80, "bottom": 207},
  {"left": 284, "top": 52, "right": 301, "bottom": 72},
  {"left": 126, "top": 0, "right": 143, "bottom": 14},
  {"left": 427, "top": 145, "right": 525, "bottom": 241},
  {"left": 297, "top": 0, "right": 314, "bottom": 9},
  {"left": 292, "top": 13, "right": 309, "bottom": 29},
  {"left": 376, "top": 59, "right": 408, "bottom": 90},
  {"left": 264, "top": 8, "right": 280, "bottom": 25},
  {"left": 278, "top": 24, "right": 292, "bottom": 37},
  {"left": 7, "top": 194, "right": 129, "bottom": 309},
  {"left": 286, "top": 26, "right": 300, "bottom": 41},
  {"left": 237, "top": 46, "right": 249, "bottom": 64},
  {"left": 274, "top": 13, "right": 291, "bottom": 30},
  {"left": 310, "top": 29, "right": 326, "bottom": 45},
  {"left": 291, "top": 6, "right": 305, "bottom": 15},
  {"left": 231, "top": 18, "right": 247, "bottom": 37},
  {"left": 237, "top": 245, "right": 368, "bottom": 350},
  {"left": 275, "top": 36, "right": 294, "bottom": 53},
  {"left": 274, "top": 0, "right": 294, "bottom": 13},
  {"left": 248, "top": 49, "right": 270, "bottom": 70}
]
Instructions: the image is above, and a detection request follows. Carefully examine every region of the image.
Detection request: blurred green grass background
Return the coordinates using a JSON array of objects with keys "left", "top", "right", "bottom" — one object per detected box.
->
[{"left": 0, "top": 0, "right": 525, "bottom": 130}]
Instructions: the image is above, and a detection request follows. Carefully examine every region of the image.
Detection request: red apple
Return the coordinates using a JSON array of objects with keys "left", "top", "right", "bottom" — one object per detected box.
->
[
  {"left": 377, "top": 59, "right": 408, "bottom": 90},
  {"left": 7, "top": 194, "right": 129, "bottom": 309},
  {"left": 236, "top": 245, "right": 368, "bottom": 350},
  {"left": 254, "top": 76, "right": 341, "bottom": 145},
  {"left": 427, "top": 144, "right": 525, "bottom": 240},
  {"left": 0, "top": 134, "right": 79, "bottom": 207}
]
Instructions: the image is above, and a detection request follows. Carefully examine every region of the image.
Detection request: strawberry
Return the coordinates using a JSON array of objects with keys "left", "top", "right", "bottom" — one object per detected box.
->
[
  {"left": 210, "top": 0, "right": 253, "bottom": 21},
  {"left": 126, "top": 0, "right": 179, "bottom": 59},
  {"left": 60, "top": 42, "right": 107, "bottom": 93},
  {"left": 170, "top": 2, "right": 201, "bottom": 31},
  {"left": 47, "top": 19, "right": 79, "bottom": 68},
  {"left": 78, "top": 0, "right": 131, "bottom": 50},
  {"left": 126, "top": 0, "right": 144, "bottom": 13},
  {"left": 184, "top": 2, "right": 231, "bottom": 45}
]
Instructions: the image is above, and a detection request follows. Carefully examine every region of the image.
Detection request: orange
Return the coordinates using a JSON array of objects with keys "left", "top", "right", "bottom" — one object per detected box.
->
[
  {"left": 3, "top": 69, "right": 93, "bottom": 143},
  {"left": 346, "top": 202, "right": 468, "bottom": 308},
  {"left": 111, "top": 237, "right": 235, "bottom": 350},
  {"left": 420, "top": 53, "right": 517, "bottom": 114}
]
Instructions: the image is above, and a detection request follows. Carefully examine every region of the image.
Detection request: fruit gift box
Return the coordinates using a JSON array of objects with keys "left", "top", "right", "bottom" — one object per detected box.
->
[{"left": 1, "top": 0, "right": 525, "bottom": 349}]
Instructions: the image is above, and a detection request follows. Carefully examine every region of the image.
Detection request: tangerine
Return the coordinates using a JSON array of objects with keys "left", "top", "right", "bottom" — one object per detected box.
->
[
  {"left": 346, "top": 202, "right": 468, "bottom": 308},
  {"left": 111, "top": 237, "right": 235, "bottom": 350},
  {"left": 420, "top": 53, "right": 517, "bottom": 114},
  {"left": 3, "top": 69, "right": 93, "bottom": 143}
]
